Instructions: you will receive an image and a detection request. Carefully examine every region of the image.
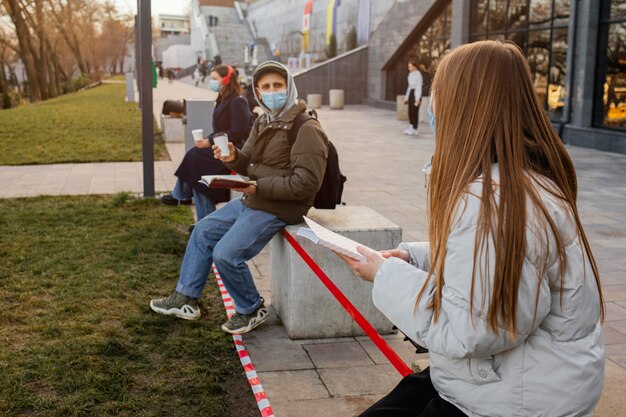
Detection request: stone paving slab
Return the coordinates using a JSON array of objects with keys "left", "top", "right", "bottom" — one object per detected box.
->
[{"left": 256, "top": 370, "right": 330, "bottom": 402}]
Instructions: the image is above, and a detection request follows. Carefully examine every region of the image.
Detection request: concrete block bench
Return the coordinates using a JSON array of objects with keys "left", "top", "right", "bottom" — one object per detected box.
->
[
  {"left": 307, "top": 93, "right": 322, "bottom": 109},
  {"left": 329, "top": 89, "right": 345, "bottom": 110},
  {"left": 270, "top": 206, "right": 401, "bottom": 339}
]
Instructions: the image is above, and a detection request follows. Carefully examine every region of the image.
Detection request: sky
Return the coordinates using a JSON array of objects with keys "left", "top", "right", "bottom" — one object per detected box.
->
[{"left": 110, "top": 0, "right": 190, "bottom": 17}]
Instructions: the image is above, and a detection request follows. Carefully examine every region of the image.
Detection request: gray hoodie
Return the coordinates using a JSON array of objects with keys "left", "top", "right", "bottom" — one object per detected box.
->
[{"left": 252, "top": 60, "right": 299, "bottom": 122}]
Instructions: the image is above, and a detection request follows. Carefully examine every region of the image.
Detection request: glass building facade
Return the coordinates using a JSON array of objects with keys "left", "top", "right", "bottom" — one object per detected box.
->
[
  {"left": 596, "top": 0, "right": 626, "bottom": 129},
  {"left": 408, "top": 3, "right": 452, "bottom": 73},
  {"left": 469, "top": 0, "right": 570, "bottom": 121},
  {"left": 372, "top": 0, "right": 626, "bottom": 152}
]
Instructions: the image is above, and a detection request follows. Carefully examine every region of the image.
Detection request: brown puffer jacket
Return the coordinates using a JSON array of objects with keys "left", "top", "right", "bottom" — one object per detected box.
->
[{"left": 225, "top": 100, "right": 329, "bottom": 224}]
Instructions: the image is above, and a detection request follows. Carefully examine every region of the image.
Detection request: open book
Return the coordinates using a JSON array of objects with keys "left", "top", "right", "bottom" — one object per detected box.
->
[
  {"left": 199, "top": 174, "right": 257, "bottom": 189},
  {"left": 296, "top": 216, "right": 369, "bottom": 262}
]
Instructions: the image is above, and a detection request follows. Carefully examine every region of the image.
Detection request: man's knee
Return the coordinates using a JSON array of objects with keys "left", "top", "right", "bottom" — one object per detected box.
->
[{"left": 213, "top": 241, "right": 237, "bottom": 267}]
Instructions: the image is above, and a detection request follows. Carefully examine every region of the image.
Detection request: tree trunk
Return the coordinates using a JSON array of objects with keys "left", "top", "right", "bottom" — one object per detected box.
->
[
  {"left": 3, "top": 0, "right": 42, "bottom": 101},
  {"left": 0, "top": 53, "right": 12, "bottom": 109}
]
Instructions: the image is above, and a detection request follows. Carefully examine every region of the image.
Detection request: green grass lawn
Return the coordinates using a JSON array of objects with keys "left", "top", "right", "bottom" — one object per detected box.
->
[
  {"left": 0, "top": 195, "right": 258, "bottom": 417},
  {"left": 0, "top": 84, "right": 169, "bottom": 165}
]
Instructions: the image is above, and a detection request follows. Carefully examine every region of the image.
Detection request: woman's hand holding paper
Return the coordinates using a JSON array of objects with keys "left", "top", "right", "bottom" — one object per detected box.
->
[
  {"left": 335, "top": 246, "right": 386, "bottom": 282},
  {"left": 380, "top": 248, "right": 410, "bottom": 262}
]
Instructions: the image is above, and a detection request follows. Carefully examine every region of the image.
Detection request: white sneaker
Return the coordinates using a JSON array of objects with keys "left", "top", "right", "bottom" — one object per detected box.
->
[{"left": 404, "top": 127, "right": 416, "bottom": 135}]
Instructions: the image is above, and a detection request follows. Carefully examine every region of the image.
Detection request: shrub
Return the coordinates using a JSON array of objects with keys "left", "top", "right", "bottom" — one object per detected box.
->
[
  {"left": 326, "top": 33, "right": 337, "bottom": 59},
  {"left": 346, "top": 25, "right": 357, "bottom": 51}
]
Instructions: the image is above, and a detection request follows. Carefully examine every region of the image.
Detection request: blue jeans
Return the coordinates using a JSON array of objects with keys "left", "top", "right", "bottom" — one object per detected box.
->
[
  {"left": 172, "top": 178, "right": 216, "bottom": 221},
  {"left": 176, "top": 198, "right": 287, "bottom": 314}
]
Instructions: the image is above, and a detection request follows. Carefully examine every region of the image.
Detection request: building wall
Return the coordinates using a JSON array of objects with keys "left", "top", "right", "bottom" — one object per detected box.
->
[
  {"left": 293, "top": 46, "right": 368, "bottom": 105},
  {"left": 245, "top": 0, "right": 394, "bottom": 63}
]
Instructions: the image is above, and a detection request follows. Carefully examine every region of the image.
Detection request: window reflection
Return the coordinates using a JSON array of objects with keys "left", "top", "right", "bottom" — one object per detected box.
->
[
  {"left": 473, "top": 0, "right": 488, "bottom": 34},
  {"left": 610, "top": 0, "right": 626, "bottom": 20},
  {"left": 602, "top": 23, "right": 626, "bottom": 127},
  {"left": 508, "top": 0, "right": 528, "bottom": 30},
  {"left": 529, "top": 0, "right": 552, "bottom": 27},
  {"left": 527, "top": 30, "right": 550, "bottom": 108},
  {"left": 549, "top": 28, "right": 568, "bottom": 119},
  {"left": 470, "top": 0, "right": 570, "bottom": 121},
  {"left": 408, "top": 3, "right": 452, "bottom": 73},
  {"left": 489, "top": 0, "right": 507, "bottom": 32}
]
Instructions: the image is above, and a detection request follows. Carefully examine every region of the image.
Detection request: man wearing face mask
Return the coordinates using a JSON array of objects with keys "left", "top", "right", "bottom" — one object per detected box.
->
[{"left": 150, "top": 61, "right": 329, "bottom": 335}]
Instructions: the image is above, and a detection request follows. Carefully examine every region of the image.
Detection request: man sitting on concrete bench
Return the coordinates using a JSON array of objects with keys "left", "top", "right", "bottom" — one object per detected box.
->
[{"left": 150, "top": 61, "right": 329, "bottom": 334}]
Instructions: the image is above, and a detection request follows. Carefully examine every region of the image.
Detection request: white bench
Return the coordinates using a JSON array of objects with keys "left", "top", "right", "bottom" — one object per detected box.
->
[{"left": 270, "top": 206, "right": 401, "bottom": 339}]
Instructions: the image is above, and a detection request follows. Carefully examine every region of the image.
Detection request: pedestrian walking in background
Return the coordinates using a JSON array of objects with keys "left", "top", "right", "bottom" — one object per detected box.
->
[
  {"left": 193, "top": 66, "right": 201, "bottom": 86},
  {"left": 339, "top": 40, "right": 605, "bottom": 417},
  {"left": 404, "top": 59, "right": 423, "bottom": 136},
  {"left": 150, "top": 61, "right": 329, "bottom": 335},
  {"left": 160, "top": 65, "right": 252, "bottom": 222}
]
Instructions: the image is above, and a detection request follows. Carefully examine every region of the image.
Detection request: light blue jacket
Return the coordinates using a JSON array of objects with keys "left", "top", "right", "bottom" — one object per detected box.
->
[{"left": 372, "top": 166, "right": 604, "bottom": 417}]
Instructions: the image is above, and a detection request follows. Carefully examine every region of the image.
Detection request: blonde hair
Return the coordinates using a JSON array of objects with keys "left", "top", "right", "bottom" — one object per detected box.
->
[{"left": 419, "top": 41, "right": 604, "bottom": 337}]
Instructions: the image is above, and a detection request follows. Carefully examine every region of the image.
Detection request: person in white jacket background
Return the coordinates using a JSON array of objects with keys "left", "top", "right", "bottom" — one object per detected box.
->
[
  {"left": 403, "top": 59, "right": 423, "bottom": 136},
  {"left": 339, "top": 40, "right": 605, "bottom": 417}
]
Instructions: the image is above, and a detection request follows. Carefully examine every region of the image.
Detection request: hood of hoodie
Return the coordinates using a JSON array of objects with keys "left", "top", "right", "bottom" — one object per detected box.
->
[{"left": 253, "top": 61, "right": 299, "bottom": 122}]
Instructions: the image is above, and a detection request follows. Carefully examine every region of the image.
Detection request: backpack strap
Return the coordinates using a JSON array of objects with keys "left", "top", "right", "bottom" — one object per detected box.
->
[{"left": 287, "top": 109, "right": 318, "bottom": 145}]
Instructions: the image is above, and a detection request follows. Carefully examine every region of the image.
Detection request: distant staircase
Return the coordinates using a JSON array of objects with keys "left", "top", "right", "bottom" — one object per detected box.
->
[{"left": 199, "top": 4, "right": 271, "bottom": 67}]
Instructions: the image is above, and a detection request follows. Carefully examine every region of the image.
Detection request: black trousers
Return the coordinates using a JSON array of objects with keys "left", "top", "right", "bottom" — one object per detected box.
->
[
  {"left": 408, "top": 89, "right": 421, "bottom": 129},
  {"left": 358, "top": 368, "right": 467, "bottom": 417}
]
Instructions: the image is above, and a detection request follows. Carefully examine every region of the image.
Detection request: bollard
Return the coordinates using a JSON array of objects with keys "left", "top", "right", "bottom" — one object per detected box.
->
[
  {"left": 396, "top": 95, "right": 409, "bottom": 121},
  {"left": 329, "top": 89, "right": 345, "bottom": 110},
  {"left": 307, "top": 93, "right": 322, "bottom": 109},
  {"left": 419, "top": 96, "right": 430, "bottom": 124},
  {"left": 125, "top": 72, "right": 135, "bottom": 102},
  {"left": 183, "top": 99, "right": 214, "bottom": 151}
]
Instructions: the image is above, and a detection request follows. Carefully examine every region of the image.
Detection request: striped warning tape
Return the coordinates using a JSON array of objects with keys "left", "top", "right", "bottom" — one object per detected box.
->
[{"left": 212, "top": 264, "right": 275, "bottom": 417}]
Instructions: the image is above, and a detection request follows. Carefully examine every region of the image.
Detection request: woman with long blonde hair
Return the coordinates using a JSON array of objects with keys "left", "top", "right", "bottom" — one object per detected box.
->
[{"left": 340, "top": 41, "right": 605, "bottom": 417}]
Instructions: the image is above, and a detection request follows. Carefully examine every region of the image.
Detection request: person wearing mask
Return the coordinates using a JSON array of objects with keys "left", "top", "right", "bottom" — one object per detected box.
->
[
  {"left": 150, "top": 61, "right": 329, "bottom": 335},
  {"left": 160, "top": 65, "right": 252, "bottom": 222},
  {"left": 339, "top": 41, "right": 605, "bottom": 417},
  {"left": 403, "top": 59, "right": 423, "bottom": 136}
]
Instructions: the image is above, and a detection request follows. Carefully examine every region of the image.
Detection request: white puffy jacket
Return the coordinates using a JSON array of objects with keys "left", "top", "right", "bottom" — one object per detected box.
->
[{"left": 372, "top": 166, "right": 604, "bottom": 417}]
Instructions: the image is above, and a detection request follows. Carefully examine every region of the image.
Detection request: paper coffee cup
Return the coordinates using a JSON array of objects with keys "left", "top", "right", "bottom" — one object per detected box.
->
[
  {"left": 192, "top": 129, "right": 204, "bottom": 141},
  {"left": 213, "top": 134, "right": 230, "bottom": 156}
]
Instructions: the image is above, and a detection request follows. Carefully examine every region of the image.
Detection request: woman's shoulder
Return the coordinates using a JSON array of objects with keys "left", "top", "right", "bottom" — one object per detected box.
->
[{"left": 228, "top": 94, "right": 247, "bottom": 105}]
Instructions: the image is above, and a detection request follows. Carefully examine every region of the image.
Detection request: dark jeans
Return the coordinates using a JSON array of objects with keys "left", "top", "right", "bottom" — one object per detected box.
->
[
  {"left": 358, "top": 368, "right": 467, "bottom": 417},
  {"left": 408, "top": 89, "right": 421, "bottom": 129}
]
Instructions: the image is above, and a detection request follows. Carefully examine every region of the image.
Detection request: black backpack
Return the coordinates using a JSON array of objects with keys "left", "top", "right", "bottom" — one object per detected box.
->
[{"left": 288, "top": 110, "right": 347, "bottom": 209}]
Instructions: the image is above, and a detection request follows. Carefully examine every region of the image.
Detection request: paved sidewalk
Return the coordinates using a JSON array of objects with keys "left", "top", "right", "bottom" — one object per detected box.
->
[
  {"left": 0, "top": 80, "right": 212, "bottom": 198},
  {"left": 1, "top": 80, "right": 624, "bottom": 416}
]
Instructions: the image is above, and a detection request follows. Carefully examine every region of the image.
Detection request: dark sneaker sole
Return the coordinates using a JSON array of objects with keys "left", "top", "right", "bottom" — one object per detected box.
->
[
  {"left": 150, "top": 300, "right": 201, "bottom": 320},
  {"left": 221, "top": 308, "right": 269, "bottom": 334}
]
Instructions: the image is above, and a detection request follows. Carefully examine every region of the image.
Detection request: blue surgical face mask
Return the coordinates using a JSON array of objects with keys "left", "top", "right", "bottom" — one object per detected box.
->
[
  {"left": 209, "top": 79, "right": 221, "bottom": 92},
  {"left": 261, "top": 90, "right": 288, "bottom": 112},
  {"left": 427, "top": 97, "right": 436, "bottom": 134}
]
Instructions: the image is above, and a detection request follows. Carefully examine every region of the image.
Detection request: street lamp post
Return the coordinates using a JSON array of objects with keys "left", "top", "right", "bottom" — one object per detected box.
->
[{"left": 138, "top": 0, "right": 155, "bottom": 197}]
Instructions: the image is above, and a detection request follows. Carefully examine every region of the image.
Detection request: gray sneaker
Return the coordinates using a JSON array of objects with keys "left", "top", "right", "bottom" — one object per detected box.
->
[
  {"left": 221, "top": 300, "right": 269, "bottom": 334},
  {"left": 150, "top": 291, "right": 201, "bottom": 320}
]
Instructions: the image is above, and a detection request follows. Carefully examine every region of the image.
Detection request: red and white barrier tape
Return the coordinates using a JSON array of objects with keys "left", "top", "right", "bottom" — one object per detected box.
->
[{"left": 212, "top": 264, "right": 275, "bottom": 417}]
